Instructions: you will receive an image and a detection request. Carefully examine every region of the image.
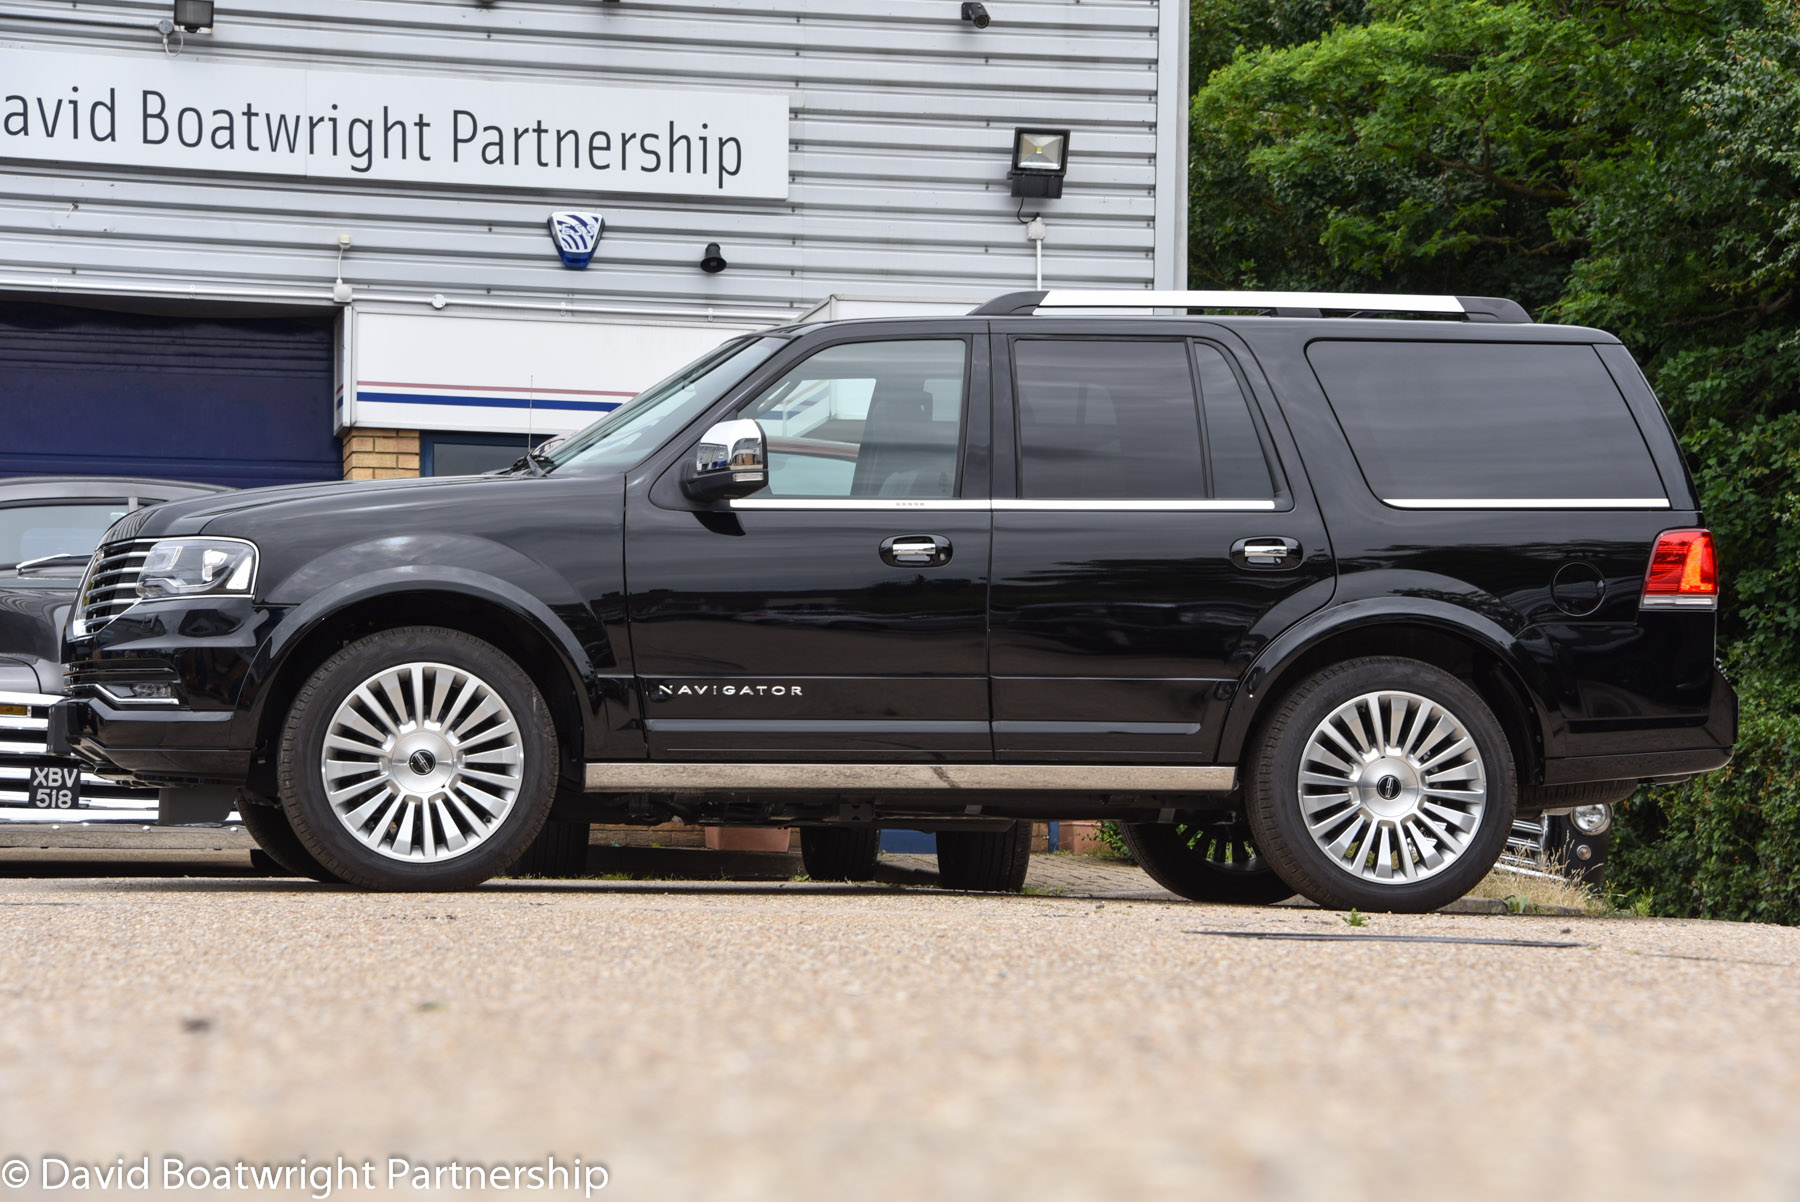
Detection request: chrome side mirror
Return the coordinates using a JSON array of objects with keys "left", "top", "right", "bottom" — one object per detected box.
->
[{"left": 681, "top": 418, "right": 768, "bottom": 502}]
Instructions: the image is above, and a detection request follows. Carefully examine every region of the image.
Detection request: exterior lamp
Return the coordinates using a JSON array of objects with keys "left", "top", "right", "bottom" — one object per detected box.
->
[
  {"left": 173, "top": 1, "right": 214, "bottom": 32},
  {"left": 700, "top": 242, "right": 728, "bottom": 274},
  {"left": 1009, "top": 128, "right": 1069, "bottom": 199}
]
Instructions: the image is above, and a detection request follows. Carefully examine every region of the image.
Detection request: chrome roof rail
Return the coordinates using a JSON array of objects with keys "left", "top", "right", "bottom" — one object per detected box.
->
[{"left": 969, "top": 290, "right": 1532, "bottom": 323}]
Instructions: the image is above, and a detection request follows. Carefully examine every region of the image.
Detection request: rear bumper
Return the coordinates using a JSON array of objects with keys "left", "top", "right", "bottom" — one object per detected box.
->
[{"left": 1543, "top": 666, "right": 1737, "bottom": 786}]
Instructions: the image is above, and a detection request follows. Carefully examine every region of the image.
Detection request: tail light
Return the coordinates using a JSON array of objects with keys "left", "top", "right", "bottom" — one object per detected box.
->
[{"left": 1642, "top": 528, "right": 1717, "bottom": 609}]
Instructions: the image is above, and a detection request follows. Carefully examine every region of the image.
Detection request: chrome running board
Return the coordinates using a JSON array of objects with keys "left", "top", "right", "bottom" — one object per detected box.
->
[{"left": 583, "top": 763, "right": 1236, "bottom": 793}]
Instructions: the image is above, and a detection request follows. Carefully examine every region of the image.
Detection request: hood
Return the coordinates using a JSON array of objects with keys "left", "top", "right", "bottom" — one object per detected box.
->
[
  {"left": 138, "top": 473, "right": 512, "bottom": 537},
  {"left": 0, "top": 577, "right": 74, "bottom": 691}
]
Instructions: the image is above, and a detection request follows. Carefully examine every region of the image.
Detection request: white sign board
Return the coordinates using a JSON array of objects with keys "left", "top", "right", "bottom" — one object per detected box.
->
[{"left": 0, "top": 47, "right": 789, "bottom": 199}]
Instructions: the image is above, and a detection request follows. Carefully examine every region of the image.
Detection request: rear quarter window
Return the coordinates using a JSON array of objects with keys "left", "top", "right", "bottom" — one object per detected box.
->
[{"left": 1306, "top": 341, "right": 1667, "bottom": 506}]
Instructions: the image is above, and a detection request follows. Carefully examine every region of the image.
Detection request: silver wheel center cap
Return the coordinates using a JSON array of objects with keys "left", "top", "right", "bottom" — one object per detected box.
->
[
  {"left": 1354, "top": 756, "right": 1422, "bottom": 819},
  {"left": 386, "top": 730, "right": 458, "bottom": 795}
]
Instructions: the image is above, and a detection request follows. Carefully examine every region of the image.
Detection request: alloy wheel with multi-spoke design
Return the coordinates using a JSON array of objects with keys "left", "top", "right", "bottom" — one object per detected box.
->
[
  {"left": 1296, "top": 689, "right": 1487, "bottom": 886},
  {"left": 320, "top": 661, "right": 525, "bottom": 863}
]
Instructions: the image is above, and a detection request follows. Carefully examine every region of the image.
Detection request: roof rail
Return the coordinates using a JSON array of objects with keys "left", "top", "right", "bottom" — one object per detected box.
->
[{"left": 968, "top": 290, "right": 1532, "bottom": 323}]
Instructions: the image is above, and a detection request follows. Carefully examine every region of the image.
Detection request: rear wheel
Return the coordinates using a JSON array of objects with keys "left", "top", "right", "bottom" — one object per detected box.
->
[
  {"left": 800, "top": 826, "right": 882, "bottom": 881},
  {"left": 1120, "top": 819, "right": 1294, "bottom": 905},
  {"left": 1244, "top": 656, "right": 1516, "bottom": 914},
  {"left": 277, "top": 626, "right": 559, "bottom": 892},
  {"left": 238, "top": 800, "right": 339, "bottom": 883},
  {"left": 936, "top": 821, "right": 1032, "bottom": 893}
]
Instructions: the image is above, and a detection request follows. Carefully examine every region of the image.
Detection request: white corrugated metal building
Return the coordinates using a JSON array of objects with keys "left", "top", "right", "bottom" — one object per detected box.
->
[{"left": 0, "top": 0, "right": 1187, "bottom": 483}]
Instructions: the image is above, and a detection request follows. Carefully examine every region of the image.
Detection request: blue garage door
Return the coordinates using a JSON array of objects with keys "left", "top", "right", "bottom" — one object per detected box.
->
[{"left": 0, "top": 302, "right": 341, "bottom": 488}]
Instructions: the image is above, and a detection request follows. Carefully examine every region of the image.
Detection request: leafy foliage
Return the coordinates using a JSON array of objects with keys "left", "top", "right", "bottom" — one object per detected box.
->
[{"left": 1188, "top": 0, "right": 1800, "bottom": 920}]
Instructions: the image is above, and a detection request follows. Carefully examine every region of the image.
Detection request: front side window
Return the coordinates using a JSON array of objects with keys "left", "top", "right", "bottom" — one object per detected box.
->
[{"left": 737, "top": 340, "right": 969, "bottom": 499}]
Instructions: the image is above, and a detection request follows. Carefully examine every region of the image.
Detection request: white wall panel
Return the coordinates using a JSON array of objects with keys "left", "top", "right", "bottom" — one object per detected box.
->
[{"left": 0, "top": 0, "right": 1185, "bottom": 429}]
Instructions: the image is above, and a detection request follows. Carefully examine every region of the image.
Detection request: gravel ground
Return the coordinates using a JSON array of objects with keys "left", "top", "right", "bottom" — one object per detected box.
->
[{"left": 0, "top": 873, "right": 1796, "bottom": 1202}]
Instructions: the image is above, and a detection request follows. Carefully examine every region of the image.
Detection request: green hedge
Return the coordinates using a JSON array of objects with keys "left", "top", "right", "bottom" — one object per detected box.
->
[{"left": 1610, "top": 669, "right": 1800, "bottom": 924}]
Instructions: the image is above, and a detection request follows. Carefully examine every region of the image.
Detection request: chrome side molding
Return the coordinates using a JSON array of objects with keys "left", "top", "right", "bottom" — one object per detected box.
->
[{"left": 583, "top": 763, "right": 1236, "bottom": 793}]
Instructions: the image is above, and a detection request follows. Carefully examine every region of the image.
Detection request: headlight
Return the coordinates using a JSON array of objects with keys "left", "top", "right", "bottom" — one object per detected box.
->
[
  {"left": 137, "top": 538, "right": 258, "bottom": 600},
  {"left": 1570, "top": 804, "right": 1612, "bottom": 836}
]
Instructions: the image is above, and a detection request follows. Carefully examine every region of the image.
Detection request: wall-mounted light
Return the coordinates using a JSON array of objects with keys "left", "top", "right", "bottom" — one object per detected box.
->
[
  {"left": 1009, "top": 128, "right": 1070, "bottom": 199},
  {"left": 700, "top": 243, "right": 729, "bottom": 274},
  {"left": 173, "top": 0, "right": 214, "bottom": 32},
  {"left": 961, "top": 3, "right": 991, "bottom": 28}
]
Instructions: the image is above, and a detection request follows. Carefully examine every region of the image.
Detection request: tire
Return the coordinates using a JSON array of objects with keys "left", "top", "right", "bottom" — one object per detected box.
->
[
  {"left": 238, "top": 799, "right": 340, "bottom": 883},
  {"left": 1519, "top": 781, "right": 1635, "bottom": 812},
  {"left": 509, "top": 817, "right": 591, "bottom": 878},
  {"left": 277, "top": 626, "right": 560, "bottom": 892},
  {"left": 801, "top": 826, "right": 882, "bottom": 881},
  {"left": 936, "top": 821, "right": 1032, "bottom": 893},
  {"left": 1119, "top": 819, "right": 1295, "bottom": 905},
  {"left": 1244, "top": 656, "right": 1516, "bottom": 914}
]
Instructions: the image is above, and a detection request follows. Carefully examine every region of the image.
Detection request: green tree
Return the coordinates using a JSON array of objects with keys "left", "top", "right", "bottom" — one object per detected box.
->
[{"left": 1188, "top": 0, "right": 1800, "bottom": 921}]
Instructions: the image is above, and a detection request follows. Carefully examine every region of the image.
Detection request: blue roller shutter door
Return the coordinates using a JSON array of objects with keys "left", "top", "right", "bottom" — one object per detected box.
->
[{"left": 0, "top": 302, "right": 341, "bottom": 488}]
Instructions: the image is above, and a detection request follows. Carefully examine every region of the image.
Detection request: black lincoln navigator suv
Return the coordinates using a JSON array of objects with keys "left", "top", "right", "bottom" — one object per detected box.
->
[{"left": 54, "top": 290, "right": 1737, "bottom": 911}]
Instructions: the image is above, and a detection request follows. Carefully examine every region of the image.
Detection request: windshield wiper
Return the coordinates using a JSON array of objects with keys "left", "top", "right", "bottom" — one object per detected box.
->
[{"left": 503, "top": 450, "right": 557, "bottom": 477}]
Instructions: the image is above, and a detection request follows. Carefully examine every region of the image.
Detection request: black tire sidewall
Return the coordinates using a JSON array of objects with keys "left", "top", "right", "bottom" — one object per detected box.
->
[
  {"left": 1119, "top": 822, "right": 1295, "bottom": 905},
  {"left": 800, "top": 826, "right": 881, "bottom": 881},
  {"left": 237, "top": 800, "right": 340, "bottom": 883},
  {"left": 1245, "top": 657, "right": 1516, "bottom": 913},
  {"left": 278, "top": 627, "right": 558, "bottom": 891}
]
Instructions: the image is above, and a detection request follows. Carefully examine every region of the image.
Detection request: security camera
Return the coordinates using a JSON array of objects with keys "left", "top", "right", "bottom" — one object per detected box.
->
[{"left": 961, "top": 3, "right": 990, "bottom": 28}]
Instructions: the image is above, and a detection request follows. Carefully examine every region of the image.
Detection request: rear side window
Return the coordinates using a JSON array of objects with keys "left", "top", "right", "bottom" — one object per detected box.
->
[
  {"left": 1307, "top": 341, "right": 1667, "bottom": 506},
  {"left": 1012, "top": 339, "right": 1276, "bottom": 501}
]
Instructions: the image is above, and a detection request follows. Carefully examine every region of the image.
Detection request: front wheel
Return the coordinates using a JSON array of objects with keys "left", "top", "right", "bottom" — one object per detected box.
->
[
  {"left": 277, "top": 627, "right": 560, "bottom": 892},
  {"left": 1244, "top": 656, "right": 1516, "bottom": 914},
  {"left": 1119, "top": 819, "right": 1295, "bottom": 905},
  {"left": 238, "top": 799, "right": 339, "bottom": 883}
]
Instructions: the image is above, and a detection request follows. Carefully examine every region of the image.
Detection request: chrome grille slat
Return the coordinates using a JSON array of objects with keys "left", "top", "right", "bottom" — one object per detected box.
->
[{"left": 74, "top": 538, "right": 156, "bottom": 630}]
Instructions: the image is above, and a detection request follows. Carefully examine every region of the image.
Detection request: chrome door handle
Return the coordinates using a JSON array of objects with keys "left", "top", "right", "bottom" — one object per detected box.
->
[
  {"left": 1231, "top": 536, "right": 1300, "bottom": 569},
  {"left": 881, "top": 535, "right": 952, "bottom": 567}
]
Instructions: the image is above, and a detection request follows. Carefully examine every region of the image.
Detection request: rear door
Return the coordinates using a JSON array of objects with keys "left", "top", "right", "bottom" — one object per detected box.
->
[{"left": 988, "top": 321, "right": 1334, "bottom": 762}]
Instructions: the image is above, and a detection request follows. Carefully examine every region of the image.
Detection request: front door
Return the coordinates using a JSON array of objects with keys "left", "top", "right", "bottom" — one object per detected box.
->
[
  {"left": 625, "top": 330, "right": 992, "bottom": 760},
  {"left": 988, "top": 323, "right": 1335, "bottom": 762}
]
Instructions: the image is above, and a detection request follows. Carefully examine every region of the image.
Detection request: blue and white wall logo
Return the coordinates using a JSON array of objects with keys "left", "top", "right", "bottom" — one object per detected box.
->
[{"left": 547, "top": 211, "right": 605, "bottom": 269}]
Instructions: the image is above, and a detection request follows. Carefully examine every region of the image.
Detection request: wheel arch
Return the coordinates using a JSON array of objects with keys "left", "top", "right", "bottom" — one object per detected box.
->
[
  {"left": 242, "top": 575, "right": 594, "bottom": 803},
  {"left": 1217, "top": 603, "right": 1558, "bottom": 791}
]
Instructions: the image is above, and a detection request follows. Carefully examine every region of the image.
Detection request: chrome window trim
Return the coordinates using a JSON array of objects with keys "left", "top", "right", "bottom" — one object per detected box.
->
[
  {"left": 996, "top": 499, "right": 1277, "bottom": 512},
  {"left": 725, "top": 498, "right": 1277, "bottom": 512},
  {"left": 728, "top": 498, "right": 990, "bottom": 511},
  {"left": 1383, "top": 498, "right": 1670, "bottom": 510},
  {"left": 585, "top": 762, "right": 1236, "bottom": 793}
]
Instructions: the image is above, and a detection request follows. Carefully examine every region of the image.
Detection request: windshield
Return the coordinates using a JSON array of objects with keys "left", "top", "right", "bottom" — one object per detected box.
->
[
  {"left": 0, "top": 502, "right": 131, "bottom": 571},
  {"left": 547, "top": 335, "right": 789, "bottom": 473}
]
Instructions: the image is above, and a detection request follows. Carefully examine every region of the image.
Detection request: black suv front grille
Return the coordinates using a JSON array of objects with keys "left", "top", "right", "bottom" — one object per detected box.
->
[{"left": 74, "top": 539, "right": 157, "bottom": 632}]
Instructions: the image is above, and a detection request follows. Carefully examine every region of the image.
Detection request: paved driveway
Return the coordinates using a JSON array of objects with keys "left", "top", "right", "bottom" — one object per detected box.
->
[{"left": 0, "top": 874, "right": 1795, "bottom": 1201}]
